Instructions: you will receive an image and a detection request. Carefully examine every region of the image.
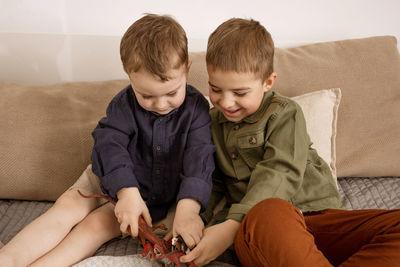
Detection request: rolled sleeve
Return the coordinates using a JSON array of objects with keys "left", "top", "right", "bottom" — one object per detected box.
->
[
  {"left": 177, "top": 175, "right": 212, "bottom": 211},
  {"left": 98, "top": 166, "right": 139, "bottom": 201},
  {"left": 226, "top": 203, "right": 253, "bottom": 222}
]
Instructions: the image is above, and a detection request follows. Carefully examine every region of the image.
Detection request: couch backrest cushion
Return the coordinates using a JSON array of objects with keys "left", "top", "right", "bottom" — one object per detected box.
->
[
  {"left": 189, "top": 36, "right": 400, "bottom": 177},
  {"left": 274, "top": 36, "right": 400, "bottom": 177},
  {"left": 0, "top": 80, "right": 128, "bottom": 200},
  {"left": 1, "top": 36, "right": 399, "bottom": 201}
]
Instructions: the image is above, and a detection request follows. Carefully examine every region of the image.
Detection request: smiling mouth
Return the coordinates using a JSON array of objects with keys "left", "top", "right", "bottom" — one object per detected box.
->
[{"left": 223, "top": 108, "right": 241, "bottom": 116}]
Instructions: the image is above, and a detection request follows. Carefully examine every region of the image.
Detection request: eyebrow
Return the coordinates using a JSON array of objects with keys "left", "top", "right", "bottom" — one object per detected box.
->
[
  {"left": 139, "top": 83, "right": 183, "bottom": 97},
  {"left": 208, "top": 81, "right": 251, "bottom": 91}
]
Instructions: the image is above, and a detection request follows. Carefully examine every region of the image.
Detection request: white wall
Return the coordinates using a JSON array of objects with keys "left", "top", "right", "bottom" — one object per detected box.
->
[{"left": 1, "top": 0, "right": 399, "bottom": 85}]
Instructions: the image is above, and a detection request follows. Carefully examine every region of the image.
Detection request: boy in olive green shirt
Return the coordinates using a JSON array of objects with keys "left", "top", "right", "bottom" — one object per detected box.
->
[{"left": 181, "top": 18, "right": 400, "bottom": 267}]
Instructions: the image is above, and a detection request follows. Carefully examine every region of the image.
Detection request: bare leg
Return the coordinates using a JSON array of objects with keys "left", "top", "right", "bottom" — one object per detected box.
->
[
  {"left": 0, "top": 189, "right": 98, "bottom": 267},
  {"left": 30, "top": 202, "right": 120, "bottom": 267}
]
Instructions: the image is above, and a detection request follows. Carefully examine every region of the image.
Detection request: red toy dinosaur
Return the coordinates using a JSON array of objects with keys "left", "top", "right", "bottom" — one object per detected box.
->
[{"left": 77, "top": 190, "right": 196, "bottom": 267}]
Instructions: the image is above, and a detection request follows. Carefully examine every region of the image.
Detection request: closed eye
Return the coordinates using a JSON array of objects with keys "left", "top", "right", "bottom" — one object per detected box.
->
[
  {"left": 235, "top": 92, "right": 247, "bottom": 97},
  {"left": 210, "top": 87, "right": 221, "bottom": 93},
  {"left": 167, "top": 91, "right": 177, "bottom": 96}
]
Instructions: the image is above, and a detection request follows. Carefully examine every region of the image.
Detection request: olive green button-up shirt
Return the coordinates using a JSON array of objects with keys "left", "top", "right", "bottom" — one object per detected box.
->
[{"left": 202, "top": 90, "right": 343, "bottom": 223}]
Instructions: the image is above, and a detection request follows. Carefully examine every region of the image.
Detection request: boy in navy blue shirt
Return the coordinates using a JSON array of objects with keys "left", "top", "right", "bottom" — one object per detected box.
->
[{"left": 0, "top": 14, "right": 215, "bottom": 266}]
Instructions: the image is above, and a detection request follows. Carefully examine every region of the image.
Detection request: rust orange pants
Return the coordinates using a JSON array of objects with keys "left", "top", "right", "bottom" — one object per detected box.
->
[{"left": 234, "top": 198, "right": 400, "bottom": 267}]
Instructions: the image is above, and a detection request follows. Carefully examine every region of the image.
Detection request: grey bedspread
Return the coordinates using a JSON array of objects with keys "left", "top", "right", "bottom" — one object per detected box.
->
[{"left": 1, "top": 177, "right": 400, "bottom": 266}]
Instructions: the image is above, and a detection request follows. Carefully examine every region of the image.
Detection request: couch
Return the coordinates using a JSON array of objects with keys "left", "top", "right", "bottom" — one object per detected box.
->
[{"left": 1, "top": 35, "right": 399, "bottom": 266}]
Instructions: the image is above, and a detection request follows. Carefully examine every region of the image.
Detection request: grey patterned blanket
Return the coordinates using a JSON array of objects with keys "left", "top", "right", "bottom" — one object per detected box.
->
[{"left": 1, "top": 177, "right": 400, "bottom": 266}]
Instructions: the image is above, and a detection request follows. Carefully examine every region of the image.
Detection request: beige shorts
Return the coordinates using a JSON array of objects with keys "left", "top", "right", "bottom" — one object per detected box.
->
[
  {"left": 69, "top": 164, "right": 175, "bottom": 230},
  {"left": 68, "top": 164, "right": 108, "bottom": 206}
]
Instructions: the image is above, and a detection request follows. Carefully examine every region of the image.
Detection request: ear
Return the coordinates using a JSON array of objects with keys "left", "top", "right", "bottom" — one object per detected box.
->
[
  {"left": 127, "top": 72, "right": 135, "bottom": 85},
  {"left": 185, "top": 60, "right": 192, "bottom": 78},
  {"left": 262, "top": 72, "right": 277, "bottom": 92}
]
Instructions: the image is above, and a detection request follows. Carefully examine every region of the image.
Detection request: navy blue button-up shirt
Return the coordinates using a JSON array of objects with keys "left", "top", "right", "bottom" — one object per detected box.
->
[{"left": 91, "top": 84, "right": 215, "bottom": 221}]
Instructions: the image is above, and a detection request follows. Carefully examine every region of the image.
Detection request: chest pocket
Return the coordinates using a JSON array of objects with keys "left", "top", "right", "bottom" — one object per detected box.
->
[{"left": 237, "top": 131, "right": 265, "bottom": 169}]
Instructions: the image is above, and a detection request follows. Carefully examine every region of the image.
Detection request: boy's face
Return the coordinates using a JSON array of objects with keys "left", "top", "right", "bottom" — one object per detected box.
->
[
  {"left": 129, "top": 64, "right": 190, "bottom": 115},
  {"left": 208, "top": 66, "right": 277, "bottom": 122}
]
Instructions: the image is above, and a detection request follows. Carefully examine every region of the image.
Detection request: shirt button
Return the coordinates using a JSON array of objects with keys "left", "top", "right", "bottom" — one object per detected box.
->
[
  {"left": 231, "top": 153, "right": 238, "bottom": 160},
  {"left": 233, "top": 125, "right": 240, "bottom": 130},
  {"left": 159, "top": 118, "right": 163, "bottom": 122},
  {"left": 156, "top": 145, "right": 161, "bottom": 151},
  {"left": 249, "top": 137, "right": 257, "bottom": 144},
  {"left": 155, "top": 169, "right": 160, "bottom": 174}
]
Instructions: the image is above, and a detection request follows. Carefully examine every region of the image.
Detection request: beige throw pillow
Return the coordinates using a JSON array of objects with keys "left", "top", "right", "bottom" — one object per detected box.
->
[{"left": 292, "top": 88, "right": 341, "bottom": 181}]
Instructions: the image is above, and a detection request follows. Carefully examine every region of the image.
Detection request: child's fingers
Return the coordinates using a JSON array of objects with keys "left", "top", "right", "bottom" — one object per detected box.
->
[
  {"left": 180, "top": 245, "right": 201, "bottom": 263},
  {"left": 114, "top": 210, "right": 122, "bottom": 223},
  {"left": 180, "top": 232, "right": 198, "bottom": 249},
  {"left": 142, "top": 208, "right": 152, "bottom": 227},
  {"left": 130, "top": 218, "right": 139, "bottom": 237},
  {"left": 192, "top": 231, "right": 201, "bottom": 246},
  {"left": 120, "top": 222, "right": 128, "bottom": 234},
  {"left": 182, "top": 235, "right": 195, "bottom": 250},
  {"left": 185, "top": 227, "right": 203, "bottom": 247}
]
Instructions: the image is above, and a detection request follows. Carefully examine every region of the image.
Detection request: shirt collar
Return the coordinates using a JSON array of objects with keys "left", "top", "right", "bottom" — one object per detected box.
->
[
  {"left": 148, "top": 107, "right": 179, "bottom": 118},
  {"left": 217, "top": 90, "right": 274, "bottom": 124}
]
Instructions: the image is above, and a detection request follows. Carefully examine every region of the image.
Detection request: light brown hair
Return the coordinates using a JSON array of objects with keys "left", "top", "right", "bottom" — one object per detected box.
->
[
  {"left": 206, "top": 18, "right": 274, "bottom": 81},
  {"left": 120, "top": 14, "right": 188, "bottom": 81}
]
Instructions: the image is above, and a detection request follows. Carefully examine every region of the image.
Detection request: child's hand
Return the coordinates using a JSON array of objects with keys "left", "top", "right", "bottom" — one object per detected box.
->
[
  {"left": 115, "top": 187, "right": 152, "bottom": 237},
  {"left": 180, "top": 219, "right": 241, "bottom": 266},
  {"left": 172, "top": 198, "right": 203, "bottom": 249}
]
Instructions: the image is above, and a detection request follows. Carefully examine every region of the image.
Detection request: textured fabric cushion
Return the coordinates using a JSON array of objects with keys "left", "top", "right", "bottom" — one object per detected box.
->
[
  {"left": 189, "top": 36, "right": 400, "bottom": 177},
  {"left": 188, "top": 52, "right": 209, "bottom": 96},
  {"left": 205, "top": 88, "right": 341, "bottom": 182},
  {"left": 292, "top": 88, "right": 341, "bottom": 181},
  {"left": 273, "top": 36, "right": 400, "bottom": 177},
  {"left": 0, "top": 80, "right": 129, "bottom": 200},
  {"left": 1, "top": 36, "right": 398, "bottom": 201}
]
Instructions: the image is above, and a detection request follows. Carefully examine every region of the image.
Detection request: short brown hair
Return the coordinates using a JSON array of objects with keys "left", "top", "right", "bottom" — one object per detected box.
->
[
  {"left": 120, "top": 14, "right": 188, "bottom": 81},
  {"left": 206, "top": 18, "right": 274, "bottom": 81}
]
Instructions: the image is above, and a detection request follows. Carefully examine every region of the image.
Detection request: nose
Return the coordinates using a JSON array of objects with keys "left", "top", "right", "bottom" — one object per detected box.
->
[
  {"left": 154, "top": 98, "right": 168, "bottom": 111},
  {"left": 219, "top": 93, "right": 235, "bottom": 109}
]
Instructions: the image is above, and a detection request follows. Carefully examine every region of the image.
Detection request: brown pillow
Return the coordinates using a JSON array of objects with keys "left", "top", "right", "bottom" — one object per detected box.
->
[
  {"left": 0, "top": 80, "right": 129, "bottom": 200},
  {"left": 188, "top": 36, "right": 400, "bottom": 177}
]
